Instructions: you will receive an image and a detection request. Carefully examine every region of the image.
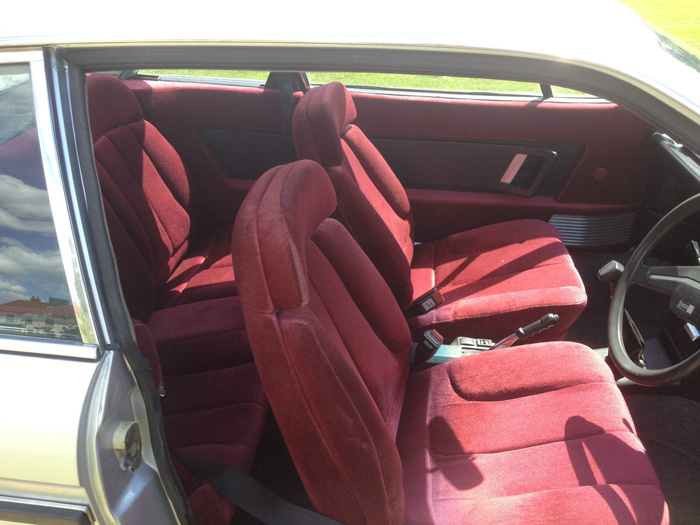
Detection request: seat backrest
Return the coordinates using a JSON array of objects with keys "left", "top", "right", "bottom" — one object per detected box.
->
[
  {"left": 232, "top": 160, "right": 412, "bottom": 524},
  {"left": 88, "top": 73, "right": 200, "bottom": 321},
  {"left": 293, "top": 82, "right": 416, "bottom": 311}
]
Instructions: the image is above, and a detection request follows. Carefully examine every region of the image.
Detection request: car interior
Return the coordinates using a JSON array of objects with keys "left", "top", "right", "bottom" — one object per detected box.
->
[{"left": 71, "top": 68, "right": 700, "bottom": 523}]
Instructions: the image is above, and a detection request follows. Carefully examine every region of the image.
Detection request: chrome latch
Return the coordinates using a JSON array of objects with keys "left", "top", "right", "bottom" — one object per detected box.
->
[{"left": 112, "top": 421, "right": 142, "bottom": 471}]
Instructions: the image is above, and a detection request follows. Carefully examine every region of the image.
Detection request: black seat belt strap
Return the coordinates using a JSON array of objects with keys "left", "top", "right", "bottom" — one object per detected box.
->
[
  {"left": 170, "top": 450, "right": 341, "bottom": 525},
  {"left": 269, "top": 72, "right": 298, "bottom": 161}
]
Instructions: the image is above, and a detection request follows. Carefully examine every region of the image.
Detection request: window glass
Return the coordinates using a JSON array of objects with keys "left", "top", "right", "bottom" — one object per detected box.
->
[
  {"left": 138, "top": 69, "right": 269, "bottom": 84},
  {"left": 306, "top": 72, "right": 601, "bottom": 100},
  {"left": 552, "top": 85, "right": 597, "bottom": 98},
  {"left": 306, "top": 72, "right": 541, "bottom": 95},
  {"left": 0, "top": 63, "right": 80, "bottom": 341}
]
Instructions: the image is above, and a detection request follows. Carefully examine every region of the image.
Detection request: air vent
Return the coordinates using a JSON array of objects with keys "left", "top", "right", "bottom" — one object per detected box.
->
[{"left": 549, "top": 212, "right": 635, "bottom": 247}]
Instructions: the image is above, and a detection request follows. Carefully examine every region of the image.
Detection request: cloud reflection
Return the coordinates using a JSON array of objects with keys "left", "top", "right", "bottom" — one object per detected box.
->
[{"left": 0, "top": 174, "right": 54, "bottom": 234}]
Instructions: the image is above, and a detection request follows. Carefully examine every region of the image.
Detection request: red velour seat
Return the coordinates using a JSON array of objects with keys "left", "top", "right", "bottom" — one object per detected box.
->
[
  {"left": 293, "top": 81, "right": 587, "bottom": 342},
  {"left": 90, "top": 74, "right": 270, "bottom": 525},
  {"left": 132, "top": 320, "right": 269, "bottom": 524},
  {"left": 231, "top": 160, "right": 667, "bottom": 524},
  {"left": 88, "top": 73, "right": 251, "bottom": 375},
  {"left": 87, "top": 73, "right": 237, "bottom": 322}
]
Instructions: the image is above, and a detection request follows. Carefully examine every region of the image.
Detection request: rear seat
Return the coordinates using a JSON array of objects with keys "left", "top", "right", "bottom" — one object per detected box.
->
[
  {"left": 87, "top": 73, "right": 270, "bottom": 523},
  {"left": 88, "top": 73, "right": 236, "bottom": 318},
  {"left": 133, "top": 321, "right": 269, "bottom": 523},
  {"left": 87, "top": 73, "right": 248, "bottom": 373}
]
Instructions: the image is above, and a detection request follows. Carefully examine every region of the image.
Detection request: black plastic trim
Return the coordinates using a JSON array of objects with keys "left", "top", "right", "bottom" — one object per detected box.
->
[{"left": 653, "top": 132, "right": 700, "bottom": 184}]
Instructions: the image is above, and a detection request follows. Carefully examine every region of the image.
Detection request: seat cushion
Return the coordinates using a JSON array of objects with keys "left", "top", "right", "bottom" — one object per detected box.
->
[
  {"left": 164, "top": 362, "right": 270, "bottom": 524},
  {"left": 397, "top": 342, "right": 669, "bottom": 524},
  {"left": 408, "top": 219, "right": 587, "bottom": 342},
  {"left": 147, "top": 296, "right": 253, "bottom": 376},
  {"left": 158, "top": 225, "right": 236, "bottom": 310},
  {"left": 133, "top": 318, "right": 269, "bottom": 525}
]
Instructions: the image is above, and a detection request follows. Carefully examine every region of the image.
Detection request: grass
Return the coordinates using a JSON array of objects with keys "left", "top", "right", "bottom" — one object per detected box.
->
[
  {"left": 141, "top": 1, "right": 700, "bottom": 92},
  {"left": 139, "top": 70, "right": 581, "bottom": 95},
  {"left": 620, "top": 0, "right": 700, "bottom": 53}
]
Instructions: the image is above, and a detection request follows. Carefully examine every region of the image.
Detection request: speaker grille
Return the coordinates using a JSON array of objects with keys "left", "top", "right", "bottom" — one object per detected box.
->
[{"left": 549, "top": 212, "right": 635, "bottom": 247}]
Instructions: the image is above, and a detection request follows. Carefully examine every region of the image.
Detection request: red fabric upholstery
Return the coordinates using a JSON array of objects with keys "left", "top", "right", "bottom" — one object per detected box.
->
[
  {"left": 398, "top": 343, "right": 668, "bottom": 524},
  {"left": 88, "top": 73, "right": 236, "bottom": 321},
  {"left": 293, "top": 82, "right": 587, "bottom": 340},
  {"left": 132, "top": 320, "right": 269, "bottom": 525},
  {"left": 409, "top": 219, "right": 586, "bottom": 342},
  {"left": 157, "top": 225, "right": 236, "bottom": 310},
  {"left": 233, "top": 161, "right": 411, "bottom": 523},
  {"left": 290, "top": 81, "right": 357, "bottom": 167},
  {"left": 91, "top": 74, "right": 269, "bottom": 524},
  {"left": 127, "top": 79, "right": 293, "bottom": 232},
  {"left": 232, "top": 160, "right": 667, "bottom": 524},
  {"left": 147, "top": 296, "right": 253, "bottom": 376},
  {"left": 350, "top": 92, "right": 652, "bottom": 207},
  {"left": 406, "top": 187, "right": 640, "bottom": 244}
]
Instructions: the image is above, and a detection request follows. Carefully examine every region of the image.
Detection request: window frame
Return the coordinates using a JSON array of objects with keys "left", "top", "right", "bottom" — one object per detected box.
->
[
  {"left": 0, "top": 50, "right": 99, "bottom": 356},
  {"left": 303, "top": 72, "right": 605, "bottom": 103},
  {"left": 129, "top": 67, "right": 607, "bottom": 105}
]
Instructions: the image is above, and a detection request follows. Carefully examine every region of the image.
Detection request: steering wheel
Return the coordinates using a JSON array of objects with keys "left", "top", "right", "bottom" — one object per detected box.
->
[{"left": 609, "top": 193, "right": 700, "bottom": 386}]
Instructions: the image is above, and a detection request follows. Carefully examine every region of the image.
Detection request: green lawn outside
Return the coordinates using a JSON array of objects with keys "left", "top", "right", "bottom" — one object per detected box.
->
[
  {"left": 142, "top": 0, "right": 700, "bottom": 92},
  {"left": 620, "top": 0, "right": 700, "bottom": 54}
]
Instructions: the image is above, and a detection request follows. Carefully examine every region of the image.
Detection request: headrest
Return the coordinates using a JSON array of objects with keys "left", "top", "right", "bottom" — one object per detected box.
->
[
  {"left": 293, "top": 82, "right": 357, "bottom": 167},
  {"left": 86, "top": 73, "right": 144, "bottom": 141},
  {"left": 232, "top": 160, "right": 337, "bottom": 313}
]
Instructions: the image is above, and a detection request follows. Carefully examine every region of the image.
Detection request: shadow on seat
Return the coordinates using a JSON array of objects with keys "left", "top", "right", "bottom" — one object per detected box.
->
[
  {"left": 231, "top": 159, "right": 668, "bottom": 524},
  {"left": 293, "top": 81, "right": 587, "bottom": 342}
]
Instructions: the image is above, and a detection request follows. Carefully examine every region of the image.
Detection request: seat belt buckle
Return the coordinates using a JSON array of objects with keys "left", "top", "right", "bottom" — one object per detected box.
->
[
  {"left": 409, "top": 287, "right": 444, "bottom": 316},
  {"left": 422, "top": 328, "right": 444, "bottom": 349},
  {"left": 413, "top": 329, "right": 445, "bottom": 368}
]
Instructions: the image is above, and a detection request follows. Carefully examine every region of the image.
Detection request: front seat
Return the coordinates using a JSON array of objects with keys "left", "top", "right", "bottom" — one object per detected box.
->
[
  {"left": 293, "top": 81, "right": 586, "bottom": 342},
  {"left": 231, "top": 159, "right": 667, "bottom": 524}
]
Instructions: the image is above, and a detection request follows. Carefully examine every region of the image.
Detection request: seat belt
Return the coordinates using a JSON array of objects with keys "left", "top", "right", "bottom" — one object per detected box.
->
[
  {"left": 170, "top": 450, "right": 341, "bottom": 525},
  {"left": 268, "top": 72, "right": 298, "bottom": 161}
]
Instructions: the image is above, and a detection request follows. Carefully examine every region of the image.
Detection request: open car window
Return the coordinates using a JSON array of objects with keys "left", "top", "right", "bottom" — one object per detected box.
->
[
  {"left": 135, "top": 69, "right": 270, "bottom": 87},
  {"left": 306, "top": 72, "right": 600, "bottom": 100}
]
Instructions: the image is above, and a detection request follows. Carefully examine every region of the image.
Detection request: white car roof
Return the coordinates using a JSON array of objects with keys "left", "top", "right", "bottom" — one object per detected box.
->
[{"left": 2, "top": 0, "right": 700, "bottom": 122}]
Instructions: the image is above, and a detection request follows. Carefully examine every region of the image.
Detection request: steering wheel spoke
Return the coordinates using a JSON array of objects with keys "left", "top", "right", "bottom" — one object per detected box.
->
[
  {"left": 633, "top": 265, "right": 700, "bottom": 296},
  {"left": 609, "top": 193, "right": 700, "bottom": 386}
]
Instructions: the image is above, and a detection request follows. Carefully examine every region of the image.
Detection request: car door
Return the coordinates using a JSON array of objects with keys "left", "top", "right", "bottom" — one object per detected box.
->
[{"left": 0, "top": 52, "right": 184, "bottom": 524}]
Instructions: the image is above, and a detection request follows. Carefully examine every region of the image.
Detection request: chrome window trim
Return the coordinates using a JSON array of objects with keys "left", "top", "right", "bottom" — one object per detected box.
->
[
  {"left": 0, "top": 495, "right": 91, "bottom": 524},
  {"left": 30, "top": 59, "right": 100, "bottom": 348},
  {"left": 0, "top": 335, "right": 98, "bottom": 360}
]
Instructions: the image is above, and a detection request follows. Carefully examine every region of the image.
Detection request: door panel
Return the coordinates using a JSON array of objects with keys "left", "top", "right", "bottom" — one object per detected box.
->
[
  {"left": 373, "top": 137, "right": 584, "bottom": 196},
  {"left": 127, "top": 78, "right": 653, "bottom": 249},
  {"left": 349, "top": 92, "right": 653, "bottom": 247}
]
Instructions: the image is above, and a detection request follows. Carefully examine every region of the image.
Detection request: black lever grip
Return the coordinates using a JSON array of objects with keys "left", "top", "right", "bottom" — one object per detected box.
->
[
  {"left": 598, "top": 260, "right": 625, "bottom": 283},
  {"left": 516, "top": 313, "right": 560, "bottom": 340}
]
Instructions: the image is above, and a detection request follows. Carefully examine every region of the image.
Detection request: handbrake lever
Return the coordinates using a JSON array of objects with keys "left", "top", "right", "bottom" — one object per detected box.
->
[{"left": 491, "top": 313, "right": 560, "bottom": 350}]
